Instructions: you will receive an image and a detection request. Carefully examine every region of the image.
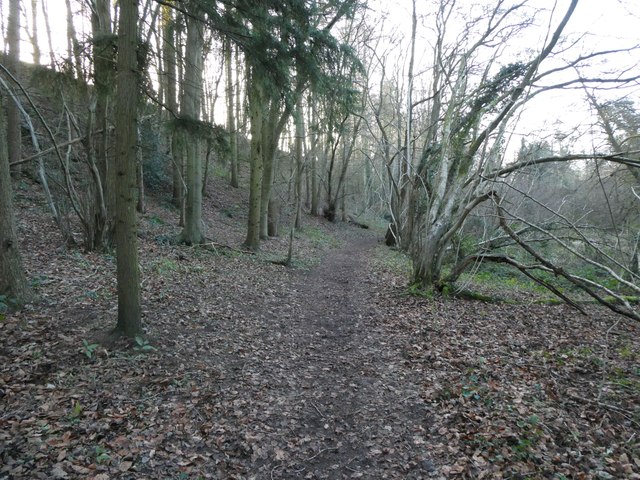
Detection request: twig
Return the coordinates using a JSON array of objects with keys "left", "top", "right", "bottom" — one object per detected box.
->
[
  {"left": 311, "top": 402, "right": 326, "bottom": 419},
  {"left": 198, "top": 240, "right": 253, "bottom": 254},
  {"left": 565, "top": 391, "right": 639, "bottom": 428},
  {"left": 306, "top": 447, "right": 339, "bottom": 461},
  {"left": 270, "top": 464, "right": 283, "bottom": 480}
]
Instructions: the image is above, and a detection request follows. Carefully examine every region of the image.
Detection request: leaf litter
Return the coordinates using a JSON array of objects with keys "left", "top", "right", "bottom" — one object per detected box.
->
[{"left": 1, "top": 178, "right": 638, "bottom": 479}]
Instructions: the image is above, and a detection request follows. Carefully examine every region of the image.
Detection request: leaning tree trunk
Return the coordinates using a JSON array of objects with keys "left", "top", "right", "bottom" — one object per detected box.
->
[
  {"left": 113, "top": 0, "right": 141, "bottom": 337},
  {"left": 0, "top": 93, "right": 31, "bottom": 305},
  {"left": 177, "top": 10, "right": 205, "bottom": 245}
]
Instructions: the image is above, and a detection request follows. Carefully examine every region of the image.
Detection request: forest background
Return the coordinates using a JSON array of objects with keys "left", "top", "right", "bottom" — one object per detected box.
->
[{"left": 0, "top": 0, "right": 640, "bottom": 478}]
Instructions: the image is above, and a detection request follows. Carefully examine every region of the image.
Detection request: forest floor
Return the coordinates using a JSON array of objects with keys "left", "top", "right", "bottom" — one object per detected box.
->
[{"left": 1, "top": 177, "right": 640, "bottom": 479}]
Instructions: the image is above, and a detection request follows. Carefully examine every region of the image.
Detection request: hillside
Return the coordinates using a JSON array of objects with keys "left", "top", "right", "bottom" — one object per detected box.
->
[{"left": 1, "top": 178, "right": 639, "bottom": 479}]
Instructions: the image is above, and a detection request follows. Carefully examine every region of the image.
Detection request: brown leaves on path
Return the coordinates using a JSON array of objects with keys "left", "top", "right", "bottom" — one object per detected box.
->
[{"left": 2, "top": 179, "right": 639, "bottom": 478}]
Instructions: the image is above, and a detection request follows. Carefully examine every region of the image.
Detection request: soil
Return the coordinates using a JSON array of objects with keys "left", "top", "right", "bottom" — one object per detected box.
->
[{"left": 233, "top": 234, "right": 436, "bottom": 478}]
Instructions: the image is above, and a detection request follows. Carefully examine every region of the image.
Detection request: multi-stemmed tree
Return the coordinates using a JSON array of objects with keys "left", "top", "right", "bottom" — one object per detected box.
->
[{"left": 358, "top": 0, "right": 639, "bottom": 319}]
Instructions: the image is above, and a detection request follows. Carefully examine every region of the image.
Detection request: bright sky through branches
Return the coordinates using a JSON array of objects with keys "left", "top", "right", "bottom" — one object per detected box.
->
[
  {"left": 367, "top": 0, "right": 640, "bottom": 156},
  {"left": 2, "top": 0, "right": 638, "bottom": 156}
]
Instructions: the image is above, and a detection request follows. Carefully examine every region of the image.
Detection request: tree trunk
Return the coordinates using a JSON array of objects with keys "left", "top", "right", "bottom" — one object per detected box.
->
[
  {"left": 259, "top": 105, "right": 279, "bottom": 239},
  {"left": 326, "top": 116, "right": 360, "bottom": 221},
  {"left": 113, "top": 0, "right": 142, "bottom": 336},
  {"left": 310, "top": 100, "right": 319, "bottom": 216},
  {"left": 90, "top": 0, "right": 115, "bottom": 250},
  {"left": 29, "top": 0, "right": 41, "bottom": 65},
  {"left": 65, "top": 0, "right": 84, "bottom": 80},
  {"left": 162, "top": 6, "right": 183, "bottom": 208},
  {"left": 225, "top": 36, "right": 239, "bottom": 188},
  {"left": 136, "top": 126, "right": 145, "bottom": 213},
  {"left": 7, "top": 0, "right": 21, "bottom": 177},
  {"left": 413, "top": 221, "right": 448, "bottom": 289},
  {"left": 235, "top": 45, "right": 244, "bottom": 136},
  {"left": 268, "top": 197, "right": 279, "bottom": 237},
  {"left": 177, "top": 10, "right": 205, "bottom": 245},
  {"left": 0, "top": 93, "right": 31, "bottom": 305},
  {"left": 294, "top": 96, "right": 305, "bottom": 229},
  {"left": 244, "top": 72, "right": 265, "bottom": 250},
  {"left": 41, "top": 1, "right": 57, "bottom": 68}
]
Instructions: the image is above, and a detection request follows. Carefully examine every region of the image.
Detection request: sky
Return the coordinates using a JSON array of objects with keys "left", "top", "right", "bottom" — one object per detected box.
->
[
  {"left": 368, "top": 0, "right": 640, "bottom": 156},
  {"left": 2, "top": 0, "right": 639, "bottom": 156}
]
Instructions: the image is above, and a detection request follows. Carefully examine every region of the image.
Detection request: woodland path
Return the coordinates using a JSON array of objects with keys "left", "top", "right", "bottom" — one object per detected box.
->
[
  {"left": 5, "top": 208, "right": 639, "bottom": 479},
  {"left": 212, "top": 233, "right": 437, "bottom": 478}
]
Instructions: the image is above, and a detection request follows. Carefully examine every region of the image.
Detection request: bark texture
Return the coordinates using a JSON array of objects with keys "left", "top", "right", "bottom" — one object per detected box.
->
[
  {"left": 114, "top": 0, "right": 142, "bottom": 336},
  {"left": 7, "top": 0, "right": 21, "bottom": 176},
  {"left": 0, "top": 94, "right": 31, "bottom": 304},
  {"left": 177, "top": 10, "right": 205, "bottom": 245},
  {"left": 225, "top": 37, "right": 239, "bottom": 188},
  {"left": 244, "top": 74, "right": 265, "bottom": 250}
]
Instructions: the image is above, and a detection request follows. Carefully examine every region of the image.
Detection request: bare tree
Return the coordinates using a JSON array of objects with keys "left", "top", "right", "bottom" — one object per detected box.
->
[
  {"left": 225, "top": 33, "right": 239, "bottom": 188},
  {"left": 358, "top": 0, "right": 640, "bottom": 319},
  {"left": 27, "top": 0, "right": 41, "bottom": 65}
]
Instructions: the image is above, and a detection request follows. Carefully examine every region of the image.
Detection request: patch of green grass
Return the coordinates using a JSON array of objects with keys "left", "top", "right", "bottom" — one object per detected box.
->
[
  {"left": 461, "top": 265, "right": 560, "bottom": 299},
  {"left": 574, "top": 265, "right": 622, "bottom": 291},
  {"left": 602, "top": 295, "right": 640, "bottom": 305},
  {"left": 355, "top": 213, "right": 389, "bottom": 234},
  {"left": 618, "top": 344, "right": 637, "bottom": 360},
  {"left": 372, "top": 245, "right": 412, "bottom": 277},
  {"left": 0, "top": 296, "right": 10, "bottom": 315},
  {"left": 30, "top": 275, "right": 49, "bottom": 288},
  {"left": 297, "top": 227, "right": 341, "bottom": 249},
  {"left": 608, "top": 367, "right": 640, "bottom": 391},
  {"left": 147, "top": 215, "right": 166, "bottom": 226},
  {"left": 406, "top": 282, "right": 435, "bottom": 298},
  {"left": 153, "top": 258, "right": 178, "bottom": 275}
]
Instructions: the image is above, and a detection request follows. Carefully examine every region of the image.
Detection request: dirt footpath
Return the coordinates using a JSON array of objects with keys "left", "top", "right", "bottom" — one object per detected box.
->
[{"left": 214, "top": 234, "right": 438, "bottom": 478}]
